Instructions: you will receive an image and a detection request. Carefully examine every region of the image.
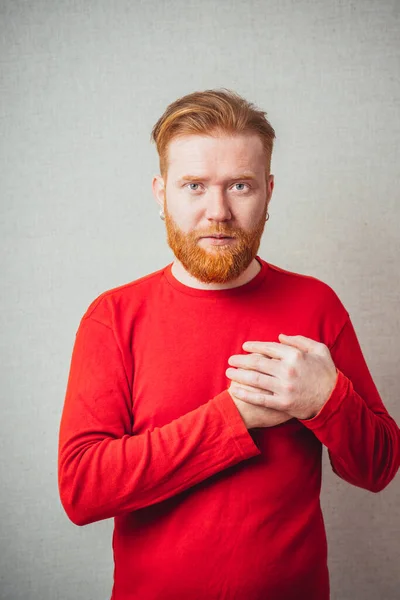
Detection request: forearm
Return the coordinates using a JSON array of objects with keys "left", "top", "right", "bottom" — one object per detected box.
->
[
  {"left": 58, "top": 389, "right": 260, "bottom": 526},
  {"left": 299, "top": 369, "right": 399, "bottom": 491},
  {"left": 299, "top": 317, "right": 400, "bottom": 492}
]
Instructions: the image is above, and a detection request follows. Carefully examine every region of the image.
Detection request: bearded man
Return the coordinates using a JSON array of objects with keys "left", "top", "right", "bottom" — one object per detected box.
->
[{"left": 58, "top": 88, "right": 400, "bottom": 600}]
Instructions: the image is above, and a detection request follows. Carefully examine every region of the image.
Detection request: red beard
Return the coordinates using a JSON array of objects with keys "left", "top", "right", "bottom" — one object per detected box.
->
[{"left": 163, "top": 200, "right": 268, "bottom": 283}]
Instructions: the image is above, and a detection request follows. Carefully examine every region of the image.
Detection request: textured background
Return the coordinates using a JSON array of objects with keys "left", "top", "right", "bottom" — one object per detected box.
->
[{"left": 1, "top": 0, "right": 399, "bottom": 598}]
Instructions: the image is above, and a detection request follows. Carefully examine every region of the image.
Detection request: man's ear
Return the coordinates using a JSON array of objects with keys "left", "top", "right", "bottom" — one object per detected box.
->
[
  {"left": 152, "top": 175, "right": 166, "bottom": 210},
  {"left": 267, "top": 174, "right": 274, "bottom": 203}
]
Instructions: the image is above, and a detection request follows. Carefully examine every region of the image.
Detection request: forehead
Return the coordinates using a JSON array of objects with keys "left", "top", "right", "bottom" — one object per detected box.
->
[{"left": 166, "top": 133, "right": 265, "bottom": 177}]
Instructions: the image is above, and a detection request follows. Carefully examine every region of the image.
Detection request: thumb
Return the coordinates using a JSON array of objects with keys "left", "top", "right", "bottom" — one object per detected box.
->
[{"left": 278, "top": 333, "right": 318, "bottom": 353}]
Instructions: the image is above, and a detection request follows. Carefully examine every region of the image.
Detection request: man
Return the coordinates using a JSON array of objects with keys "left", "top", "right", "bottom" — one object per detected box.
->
[{"left": 58, "top": 88, "right": 400, "bottom": 600}]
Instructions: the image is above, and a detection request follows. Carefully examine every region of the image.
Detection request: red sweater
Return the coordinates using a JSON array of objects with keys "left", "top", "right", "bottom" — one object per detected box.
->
[{"left": 58, "top": 256, "right": 399, "bottom": 600}]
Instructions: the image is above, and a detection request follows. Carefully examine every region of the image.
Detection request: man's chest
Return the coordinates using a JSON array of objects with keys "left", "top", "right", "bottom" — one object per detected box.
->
[{"left": 129, "top": 298, "right": 318, "bottom": 432}]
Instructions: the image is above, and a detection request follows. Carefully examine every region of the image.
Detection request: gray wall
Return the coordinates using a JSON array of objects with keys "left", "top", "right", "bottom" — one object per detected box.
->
[{"left": 1, "top": 1, "right": 399, "bottom": 598}]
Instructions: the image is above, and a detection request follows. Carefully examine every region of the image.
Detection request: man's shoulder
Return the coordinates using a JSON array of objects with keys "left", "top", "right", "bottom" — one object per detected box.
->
[
  {"left": 264, "top": 260, "right": 349, "bottom": 330},
  {"left": 78, "top": 263, "right": 170, "bottom": 325},
  {"left": 266, "top": 260, "right": 339, "bottom": 297}
]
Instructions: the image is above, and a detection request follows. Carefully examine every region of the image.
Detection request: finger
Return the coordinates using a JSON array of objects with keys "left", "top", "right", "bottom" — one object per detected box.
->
[
  {"left": 230, "top": 384, "right": 282, "bottom": 410},
  {"left": 278, "top": 333, "right": 321, "bottom": 352},
  {"left": 243, "top": 340, "right": 305, "bottom": 362},
  {"left": 228, "top": 352, "right": 280, "bottom": 376},
  {"left": 226, "top": 366, "right": 278, "bottom": 394},
  {"left": 242, "top": 341, "right": 287, "bottom": 359},
  {"left": 232, "top": 382, "right": 274, "bottom": 396}
]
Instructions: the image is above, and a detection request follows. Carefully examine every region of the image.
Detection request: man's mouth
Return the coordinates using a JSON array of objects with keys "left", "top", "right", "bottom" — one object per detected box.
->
[{"left": 202, "top": 235, "right": 234, "bottom": 239}]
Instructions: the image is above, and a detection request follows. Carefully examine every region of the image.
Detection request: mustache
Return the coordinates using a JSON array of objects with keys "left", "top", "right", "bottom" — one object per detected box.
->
[{"left": 196, "top": 228, "right": 239, "bottom": 238}]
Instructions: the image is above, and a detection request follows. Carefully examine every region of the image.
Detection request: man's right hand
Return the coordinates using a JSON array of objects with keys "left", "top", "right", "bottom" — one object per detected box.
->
[{"left": 227, "top": 382, "right": 293, "bottom": 429}]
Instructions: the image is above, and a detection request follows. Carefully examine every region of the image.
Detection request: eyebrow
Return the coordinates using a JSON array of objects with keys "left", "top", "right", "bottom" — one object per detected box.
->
[{"left": 177, "top": 172, "right": 257, "bottom": 184}]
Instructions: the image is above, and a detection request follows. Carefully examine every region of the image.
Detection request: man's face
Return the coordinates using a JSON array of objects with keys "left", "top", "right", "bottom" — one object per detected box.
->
[{"left": 153, "top": 132, "right": 274, "bottom": 283}]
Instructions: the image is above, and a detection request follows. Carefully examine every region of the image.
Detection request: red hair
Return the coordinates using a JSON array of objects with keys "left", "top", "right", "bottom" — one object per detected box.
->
[{"left": 150, "top": 88, "right": 276, "bottom": 182}]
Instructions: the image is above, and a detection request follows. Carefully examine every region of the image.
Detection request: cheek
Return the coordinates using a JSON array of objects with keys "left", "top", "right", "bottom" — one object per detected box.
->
[
  {"left": 168, "top": 206, "right": 201, "bottom": 234},
  {"left": 235, "top": 201, "right": 264, "bottom": 225},
  {"left": 165, "top": 193, "right": 192, "bottom": 223}
]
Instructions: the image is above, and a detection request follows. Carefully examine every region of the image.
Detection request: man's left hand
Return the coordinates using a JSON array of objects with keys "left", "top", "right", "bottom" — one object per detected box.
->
[{"left": 225, "top": 333, "right": 338, "bottom": 420}]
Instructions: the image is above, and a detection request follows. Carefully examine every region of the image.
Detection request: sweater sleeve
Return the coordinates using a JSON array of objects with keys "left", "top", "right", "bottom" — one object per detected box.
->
[
  {"left": 298, "top": 316, "right": 400, "bottom": 492},
  {"left": 58, "top": 316, "right": 260, "bottom": 526}
]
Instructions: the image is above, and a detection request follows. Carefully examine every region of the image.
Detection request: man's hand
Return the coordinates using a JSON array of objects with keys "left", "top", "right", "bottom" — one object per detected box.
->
[
  {"left": 226, "top": 333, "right": 338, "bottom": 421},
  {"left": 228, "top": 389, "right": 294, "bottom": 429}
]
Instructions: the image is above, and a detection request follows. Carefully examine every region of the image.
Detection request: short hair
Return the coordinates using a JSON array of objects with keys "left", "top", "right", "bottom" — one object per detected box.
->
[{"left": 150, "top": 88, "right": 276, "bottom": 182}]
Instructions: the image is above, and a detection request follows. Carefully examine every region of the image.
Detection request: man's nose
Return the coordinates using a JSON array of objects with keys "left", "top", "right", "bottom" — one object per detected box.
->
[{"left": 205, "top": 189, "right": 232, "bottom": 221}]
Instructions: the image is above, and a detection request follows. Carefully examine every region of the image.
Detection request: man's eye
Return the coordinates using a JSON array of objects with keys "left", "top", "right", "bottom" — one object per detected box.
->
[{"left": 185, "top": 182, "right": 249, "bottom": 192}]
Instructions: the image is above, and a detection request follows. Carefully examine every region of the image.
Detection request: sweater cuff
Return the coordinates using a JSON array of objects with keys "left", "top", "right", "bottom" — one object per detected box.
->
[
  {"left": 213, "top": 389, "right": 262, "bottom": 459},
  {"left": 298, "top": 369, "right": 351, "bottom": 430}
]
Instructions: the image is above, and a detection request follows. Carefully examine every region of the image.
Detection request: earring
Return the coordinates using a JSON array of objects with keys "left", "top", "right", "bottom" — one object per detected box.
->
[{"left": 265, "top": 212, "right": 270, "bottom": 221}]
